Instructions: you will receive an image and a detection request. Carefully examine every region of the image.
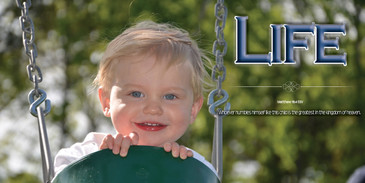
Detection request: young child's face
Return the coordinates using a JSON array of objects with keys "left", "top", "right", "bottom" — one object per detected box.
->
[{"left": 99, "top": 55, "right": 203, "bottom": 147}]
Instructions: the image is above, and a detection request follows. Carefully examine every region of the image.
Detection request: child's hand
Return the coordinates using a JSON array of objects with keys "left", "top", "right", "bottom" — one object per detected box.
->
[
  {"left": 163, "top": 142, "right": 193, "bottom": 160},
  {"left": 99, "top": 132, "right": 139, "bottom": 157}
]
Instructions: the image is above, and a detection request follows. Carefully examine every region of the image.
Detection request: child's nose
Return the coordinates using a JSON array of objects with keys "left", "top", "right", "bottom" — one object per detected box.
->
[{"left": 143, "top": 98, "right": 163, "bottom": 115}]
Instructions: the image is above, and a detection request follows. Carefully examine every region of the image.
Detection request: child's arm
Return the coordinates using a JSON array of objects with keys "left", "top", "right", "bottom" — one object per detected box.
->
[{"left": 99, "top": 133, "right": 193, "bottom": 160}]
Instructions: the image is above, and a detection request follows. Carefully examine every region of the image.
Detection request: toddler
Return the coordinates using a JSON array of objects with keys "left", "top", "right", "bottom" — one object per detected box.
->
[{"left": 54, "top": 20, "right": 215, "bottom": 177}]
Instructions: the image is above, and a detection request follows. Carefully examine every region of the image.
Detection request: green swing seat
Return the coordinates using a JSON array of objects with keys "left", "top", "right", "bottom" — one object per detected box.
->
[{"left": 52, "top": 146, "right": 220, "bottom": 183}]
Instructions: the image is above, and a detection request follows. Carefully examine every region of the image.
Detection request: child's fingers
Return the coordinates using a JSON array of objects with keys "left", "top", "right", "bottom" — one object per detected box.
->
[
  {"left": 187, "top": 150, "right": 193, "bottom": 157},
  {"left": 107, "top": 135, "right": 114, "bottom": 150},
  {"left": 129, "top": 132, "right": 139, "bottom": 145},
  {"left": 171, "top": 142, "right": 180, "bottom": 158},
  {"left": 179, "top": 146, "right": 188, "bottom": 159},
  {"left": 99, "top": 141, "right": 108, "bottom": 150},
  {"left": 179, "top": 146, "right": 193, "bottom": 159},
  {"left": 112, "top": 134, "right": 123, "bottom": 154},
  {"left": 99, "top": 134, "right": 114, "bottom": 150},
  {"left": 164, "top": 142, "right": 192, "bottom": 159},
  {"left": 163, "top": 142, "right": 172, "bottom": 152},
  {"left": 120, "top": 136, "right": 131, "bottom": 157}
]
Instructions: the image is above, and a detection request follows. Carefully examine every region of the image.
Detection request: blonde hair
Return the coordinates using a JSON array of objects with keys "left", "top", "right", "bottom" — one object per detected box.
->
[{"left": 94, "top": 21, "right": 212, "bottom": 99}]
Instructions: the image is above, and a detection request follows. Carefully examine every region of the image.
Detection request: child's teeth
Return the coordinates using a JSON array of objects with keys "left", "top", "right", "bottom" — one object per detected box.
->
[{"left": 145, "top": 123, "right": 159, "bottom": 126}]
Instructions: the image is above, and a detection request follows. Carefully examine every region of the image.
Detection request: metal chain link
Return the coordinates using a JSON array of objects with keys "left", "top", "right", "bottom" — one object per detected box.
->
[
  {"left": 16, "top": 0, "right": 54, "bottom": 182},
  {"left": 208, "top": 0, "right": 230, "bottom": 181},
  {"left": 16, "top": 0, "right": 43, "bottom": 93},
  {"left": 208, "top": 0, "right": 230, "bottom": 114},
  {"left": 16, "top": 0, "right": 51, "bottom": 115}
]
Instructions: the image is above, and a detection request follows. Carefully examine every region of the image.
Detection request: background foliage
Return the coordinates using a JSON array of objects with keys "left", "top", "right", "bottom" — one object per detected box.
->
[{"left": 0, "top": 0, "right": 364, "bottom": 182}]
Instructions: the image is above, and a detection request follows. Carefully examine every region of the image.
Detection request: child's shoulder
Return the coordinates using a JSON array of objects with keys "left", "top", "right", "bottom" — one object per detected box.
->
[
  {"left": 54, "top": 132, "right": 108, "bottom": 175},
  {"left": 83, "top": 132, "right": 108, "bottom": 146}
]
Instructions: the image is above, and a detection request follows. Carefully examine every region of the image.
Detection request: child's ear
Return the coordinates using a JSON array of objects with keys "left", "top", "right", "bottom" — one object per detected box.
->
[
  {"left": 98, "top": 87, "right": 111, "bottom": 117},
  {"left": 190, "top": 97, "right": 204, "bottom": 124}
]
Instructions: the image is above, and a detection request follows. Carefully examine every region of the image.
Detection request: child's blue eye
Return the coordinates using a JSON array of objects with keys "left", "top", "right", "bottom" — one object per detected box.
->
[
  {"left": 130, "top": 91, "right": 144, "bottom": 98},
  {"left": 164, "top": 94, "right": 177, "bottom": 100}
]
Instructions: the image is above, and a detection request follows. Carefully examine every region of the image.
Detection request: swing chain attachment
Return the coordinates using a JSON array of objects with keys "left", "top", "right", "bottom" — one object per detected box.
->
[
  {"left": 208, "top": 0, "right": 230, "bottom": 181},
  {"left": 209, "top": 0, "right": 230, "bottom": 116},
  {"left": 16, "top": 0, "right": 54, "bottom": 182},
  {"left": 16, "top": 0, "right": 51, "bottom": 116}
]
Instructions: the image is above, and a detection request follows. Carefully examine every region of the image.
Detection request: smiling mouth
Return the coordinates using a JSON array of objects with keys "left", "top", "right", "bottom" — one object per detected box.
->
[{"left": 135, "top": 122, "right": 167, "bottom": 131}]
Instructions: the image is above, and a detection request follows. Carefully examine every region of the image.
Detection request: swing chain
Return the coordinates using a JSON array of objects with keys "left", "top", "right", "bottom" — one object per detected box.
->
[
  {"left": 208, "top": 0, "right": 230, "bottom": 116},
  {"left": 16, "top": 0, "right": 51, "bottom": 116},
  {"left": 16, "top": 1, "right": 54, "bottom": 182},
  {"left": 208, "top": 0, "right": 230, "bottom": 181}
]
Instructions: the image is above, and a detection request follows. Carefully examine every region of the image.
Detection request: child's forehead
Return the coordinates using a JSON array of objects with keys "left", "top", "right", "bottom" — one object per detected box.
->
[
  {"left": 111, "top": 54, "right": 192, "bottom": 81},
  {"left": 112, "top": 55, "right": 194, "bottom": 89},
  {"left": 112, "top": 53, "right": 192, "bottom": 71}
]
